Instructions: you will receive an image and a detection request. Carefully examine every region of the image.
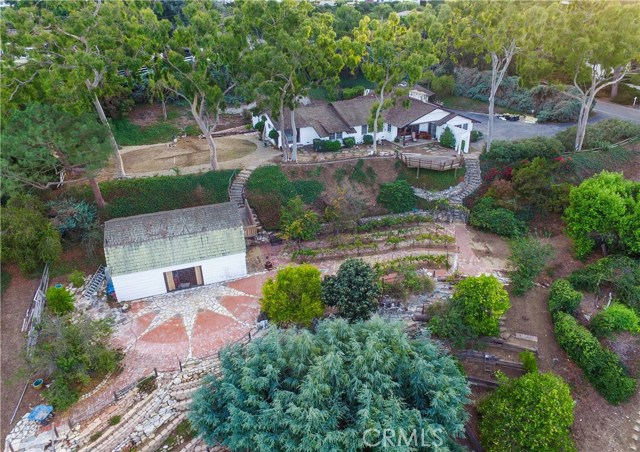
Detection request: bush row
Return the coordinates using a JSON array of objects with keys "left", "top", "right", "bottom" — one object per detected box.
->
[
  {"left": 590, "top": 303, "right": 640, "bottom": 338},
  {"left": 454, "top": 67, "right": 582, "bottom": 123},
  {"left": 469, "top": 197, "right": 526, "bottom": 238},
  {"left": 548, "top": 279, "right": 583, "bottom": 315},
  {"left": 553, "top": 311, "right": 636, "bottom": 404}
]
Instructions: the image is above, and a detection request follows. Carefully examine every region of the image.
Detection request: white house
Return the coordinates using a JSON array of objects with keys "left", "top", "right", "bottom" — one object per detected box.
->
[
  {"left": 253, "top": 86, "right": 478, "bottom": 154},
  {"left": 104, "top": 203, "right": 247, "bottom": 302}
]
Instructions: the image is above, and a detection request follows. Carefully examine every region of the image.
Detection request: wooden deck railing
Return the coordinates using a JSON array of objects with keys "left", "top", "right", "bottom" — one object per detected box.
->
[{"left": 400, "top": 153, "right": 464, "bottom": 174}]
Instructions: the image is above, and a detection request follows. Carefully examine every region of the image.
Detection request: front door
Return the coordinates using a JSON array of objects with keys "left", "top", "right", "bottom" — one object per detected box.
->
[{"left": 164, "top": 266, "right": 203, "bottom": 292}]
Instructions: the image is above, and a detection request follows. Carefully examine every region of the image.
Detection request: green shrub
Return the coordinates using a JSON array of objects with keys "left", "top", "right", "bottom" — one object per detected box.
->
[
  {"left": 452, "top": 274, "right": 511, "bottom": 337},
  {"left": 47, "top": 199, "right": 97, "bottom": 236},
  {"left": 321, "top": 140, "right": 341, "bottom": 152},
  {"left": 548, "top": 279, "right": 583, "bottom": 315},
  {"left": 431, "top": 75, "right": 455, "bottom": 97},
  {"left": 65, "top": 171, "right": 235, "bottom": 220},
  {"left": 508, "top": 237, "right": 554, "bottom": 295},
  {"left": 342, "top": 137, "right": 356, "bottom": 148},
  {"left": 342, "top": 85, "right": 364, "bottom": 100},
  {"left": 184, "top": 124, "right": 200, "bottom": 136},
  {"left": 553, "top": 312, "right": 636, "bottom": 404},
  {"left": 321, "top": 259, "right": 381, "bottom": 322},
  {"left": 254, "top": 120, "right": 265, "bottom": 132},
  {"left": 111, "top": 118, "right": 180, "bottom": 146},
  {"left": 590, "top": 303, "right": 640, "bottom": 338},
  {"left": 261, "top": 264, "right": 323, "bottom": 327},
  {"left": 454, "top": 67, "right": 582, "bottom": 122},
  {"left": 43, "top": 378, "right": 80, "bottom": 412},
  {"left": 291, "top": 180, "right": 324, "bottom": 204},
  {"left": 469, "top": 197, "right": 526, "bottom": 238},
  {"left": 555, "top": 119, "right": 640, "bottom": 151},
  {"left": 481, "top": 137, "right": 564, "bottom": 164},
  {"left": 564, "top": 172, "right": 640, "bottom": 259},
  {"left": 46, "top": 286, "right": 74, "bottom": 315},
  {"left": 470, "top": 130, "right": 483, "bottom": 142},
  {"left": 569, "top": 256, "right": 640, "bottom": 310},
  {"left": 349, "top": 159, "right": 375, "bottom": 185},
  {"left": 108, "top": 415, "right": 121, "bottom": 426},
  {"left": 1, "top": 270, "right": 12, "bottom": 294},
  {"left": 137, "top": 375, "right": 157, "bottom": 394},
  {"left": 478, "top": 372, "right": 575, "bottom": 452},
  {"left": 427, "top": 301, "right": 478, "bottom": 348},
  {"left": 268, "top": 129, "right": 279, "bottom": 141},
  {"left": 246, "top": 166, "right": 297, "bottom": 229},
  {"left": 377, "top": 180, "right": 416, "bottom": 213},
  {"left": 363, "top": 134, "right": 373, "bottom": 145},
  {"left": 280, "top": 196, "right": 321, "bottom": 242},
  {"left": 519, "top": 351, "right": 538, "bottom": 374},
  {"left": 439, "top": 126, "right": 456, "bottom": 149},
  {"left": 68, "top": 270, "right": 85, "bottom": 288},
  {"left": 89, "top": 432, "right": 103, "bottom": 443}
]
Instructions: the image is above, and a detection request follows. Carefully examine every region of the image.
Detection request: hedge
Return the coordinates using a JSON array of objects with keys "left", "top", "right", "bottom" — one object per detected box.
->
[
  {"left": 590, "top": 303, "right": 640, "bottom": 338},
  {"left": 548, "top": 279, "right": 583, "bottom": 315},
  {"left": 469, "top": 197, "right": 526, "bottom": 238},
  {"left": 66, "top": 171, "right": 235, "bottom": 220},
  {"left": 480, "top": 137, "right": 565, "bottom": 165},
  {"left": 454, "top": 67, "right": 583, "bottom": 123},
  {"left": 377, "top": 180, "right": 416, "bottom": 213},
  {"left": 555, "top": 119, "right": 640, "bottom": 151},
  {"left": 553, "top": 312, "right": 636, "bottom": 404}
]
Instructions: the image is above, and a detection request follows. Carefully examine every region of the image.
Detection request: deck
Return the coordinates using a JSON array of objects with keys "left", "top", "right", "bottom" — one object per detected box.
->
[{"left": 399, "top": 152, "right": 465, "bottom": 173}]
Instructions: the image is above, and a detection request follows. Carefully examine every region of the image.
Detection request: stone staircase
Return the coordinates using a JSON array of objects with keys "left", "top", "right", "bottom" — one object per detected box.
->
[
  {"left": 228, "top": 167, "right": 264, "bottom": 235},
  {"left": 56, "top": 358, "right": 221, "bottom": 452},
  {"left": 449, "top": 157, "right": 481, "bottom": 206},
  {"left": 412, "top": 155, "right": 482, "bottom": 222}
]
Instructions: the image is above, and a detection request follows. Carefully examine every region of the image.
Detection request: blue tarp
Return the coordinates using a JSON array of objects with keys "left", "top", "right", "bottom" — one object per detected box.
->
[{"left": 27, "top": 405, "right": 53, "bottom": 422}]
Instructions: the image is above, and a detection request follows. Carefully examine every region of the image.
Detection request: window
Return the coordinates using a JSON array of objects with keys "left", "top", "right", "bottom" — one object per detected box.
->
[
  {"left": 362, "top": 125, "right": 368, "bottom": 135},
  {"left": 164, "top": 266, "right": 203, "bottom": 292},
  {"left": 387, "top": 123, "right": 392, "bottom": 132},
  {"left": 336, "top": 132, "right": 343, "bottom": 140},
  {"left": 462, "top": 123, "right": 468, "bottom": 130}
]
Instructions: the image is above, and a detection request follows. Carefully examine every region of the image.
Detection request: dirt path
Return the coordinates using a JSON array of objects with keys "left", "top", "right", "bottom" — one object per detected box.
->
[{"left": 0, "top": 265, "right": 44, "bottom": 441}]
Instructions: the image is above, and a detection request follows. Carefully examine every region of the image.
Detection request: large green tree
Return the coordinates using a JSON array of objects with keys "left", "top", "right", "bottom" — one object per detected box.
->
[
  {"left": 235, "top": 0, "right": 344, "bottom": 162},
  {"left": 564, "top": 171, "right": 640, "bottom": 259},
  {"left": 478, "top": 372, "right": 575, "bottom": 452},
  {"left": 534, "top": 0, "right": 640, "bottom": 151},
  {"left": 1, "top": 0, "right": 169, "bottom": 177},
  {"left": 160, "top": 0, "right": 243, "bottom": 170},
  {"left": 351, "top": 12, "right": 438, "bottom": 154},
  {"left": 261, "top": 264, "right": 323, "bottom": 327},
  {"left": 1, "top": 104, "right": 111, "bottom": 207},
  {"left": 190, "top": 318, "right": 470, "bottom": 451},
  {"left": 321, "top": 258, "right": 381, "bottom": 322},
  {"left": 1, "top": 195, "right": 62, "bottom": 274},
  {"left": 443, "top": 0, "right": 544, "bottom": 152}
]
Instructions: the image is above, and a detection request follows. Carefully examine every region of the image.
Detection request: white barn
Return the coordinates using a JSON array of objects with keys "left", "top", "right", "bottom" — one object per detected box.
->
[
  {"left": 104, "top": 203, "right": 247, "bottom": 302},
  {"left": 253, "top": 87, "right": 478, "bottom": 154}
]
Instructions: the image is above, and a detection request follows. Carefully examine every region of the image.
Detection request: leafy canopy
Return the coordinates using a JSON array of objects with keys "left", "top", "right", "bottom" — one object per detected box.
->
[
  {"left": 321, "top": 258, "right": 381, "bottom": 322},
  {"left": 564, "top": 171, "right": 640, "bottom": 259},
  {"left": 452, "top": 274, "right": 511, "bottom": 337},
  {"left": 1, "top": 195, "right": 62, "bottom": 275},
  {"left": 478, "top": 372, "right": 576, "bottom": 452},
  {"left": 190, "top": 318, "right": 470, "bottom": 452},
  {"left": 261, "top": 265, "right": 323, "bottom": 327}
]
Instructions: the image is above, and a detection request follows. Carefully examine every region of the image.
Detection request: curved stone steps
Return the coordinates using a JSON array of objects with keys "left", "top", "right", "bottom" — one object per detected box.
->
[{"left": 138, "top": 412, "right": 188, "bottom": 452}]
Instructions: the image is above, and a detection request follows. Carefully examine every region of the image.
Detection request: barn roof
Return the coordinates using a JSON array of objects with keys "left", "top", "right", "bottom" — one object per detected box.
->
[{"left": 104, "top": 203, "right": 245, "bottom": 276}]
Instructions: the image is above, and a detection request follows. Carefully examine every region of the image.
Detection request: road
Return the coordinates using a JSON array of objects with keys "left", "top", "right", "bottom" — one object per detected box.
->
[
  {"left": 457, "top": 100, "right": 639, "bottom": 146},
  {"left": 592, "top": 100, "right": 640, "bottom": 123}
]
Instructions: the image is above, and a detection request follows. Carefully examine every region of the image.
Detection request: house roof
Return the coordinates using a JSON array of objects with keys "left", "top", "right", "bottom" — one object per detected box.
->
[
  {"left": 104, "top": 203, "right": 245, "bottom": 276},
  {"left": 265, "top": 90, "right": 476, "bottom": 137},
  {"left": 432, "top": 112, "right": 458, "bottom": 126}
]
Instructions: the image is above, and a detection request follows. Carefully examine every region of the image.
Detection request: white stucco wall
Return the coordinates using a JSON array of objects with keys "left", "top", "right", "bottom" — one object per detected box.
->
[
  {"left": 111, "top": 252, "right": 247, "bottom": 302},
  {"left": 436, "top": 117, "right": 473, "bottom": 154}
]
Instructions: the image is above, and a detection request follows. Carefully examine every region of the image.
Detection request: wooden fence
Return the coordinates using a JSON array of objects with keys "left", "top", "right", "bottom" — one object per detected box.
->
[
  {"left": 454, "top": 350, "right": 526, "bottom": 374},
  {"left": 22, "top": 263, "right": 50, "bottom": 358},
  {"left": 400, "top": 153, "right": 465, "bottom": 174}
]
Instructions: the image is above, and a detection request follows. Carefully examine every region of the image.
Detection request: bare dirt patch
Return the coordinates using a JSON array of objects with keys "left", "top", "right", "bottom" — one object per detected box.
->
[
  {"left": 127, "top": 103, "right": 247, "bottom": 131},
  {"left": 121, "top": 137, "right": 257, "bottom": 173}
]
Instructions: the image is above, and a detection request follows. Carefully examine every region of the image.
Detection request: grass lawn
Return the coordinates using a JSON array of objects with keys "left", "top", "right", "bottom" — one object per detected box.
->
[
  {"left": 398, "top": 164, "right": 466, "bottom": 191},
  {"left": 111, "top": 118, "right": 180, "bottom": 146},
  {"left": 217, "top": 138, "right": 258, "bottom": 162}
]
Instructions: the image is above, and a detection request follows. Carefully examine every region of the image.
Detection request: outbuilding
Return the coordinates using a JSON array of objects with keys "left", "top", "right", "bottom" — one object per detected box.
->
[{"left": 104, "top": 203, "right": 247, "bottom": 302}]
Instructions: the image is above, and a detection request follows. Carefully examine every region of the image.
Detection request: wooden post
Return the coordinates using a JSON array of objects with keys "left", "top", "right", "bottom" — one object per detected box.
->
[
  {"left": 154, "top": 368, "right": 158, "bottom": 378},
  {"left": 113, "top": 391, "right": 118, "bottom": 402},
  {"left": 416, "top": 158, "right": 420, "bottom": 177}
]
